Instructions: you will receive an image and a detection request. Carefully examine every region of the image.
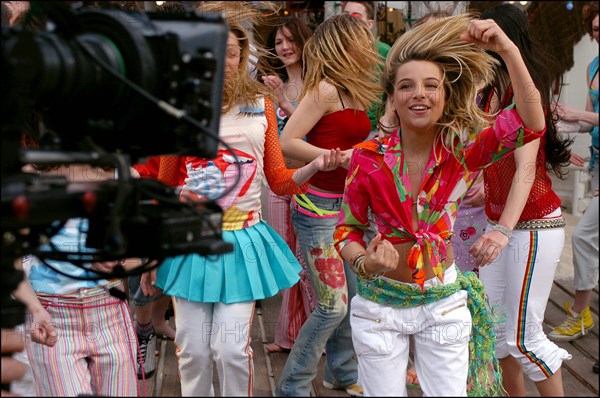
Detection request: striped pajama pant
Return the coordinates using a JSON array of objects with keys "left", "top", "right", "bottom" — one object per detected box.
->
[{"left": 25, "top": 287, "right": 139, "bottom": 396}]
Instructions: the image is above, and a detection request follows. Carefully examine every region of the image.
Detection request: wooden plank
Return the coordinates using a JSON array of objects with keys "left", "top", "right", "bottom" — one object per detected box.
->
[
  {"left": 149, "top": 279, "right": 600, "bottom": 397},
  {"left": 258, "top": 294, "right": 349, "bottom": 397},
  {"left": 259, "top": 294, "right": 292, "bottom": 396},
  {"left": 157, "top": 315, "right": 181, "bottom": 398},
  {"left": 158, "top": 338, "right": 181, "bottom": 397},
  {"left": 252, "top": 301, "right": 274, "bottom": 397},
  {"left": 544, "top": 283, "right": 599, "bottom": 396}
]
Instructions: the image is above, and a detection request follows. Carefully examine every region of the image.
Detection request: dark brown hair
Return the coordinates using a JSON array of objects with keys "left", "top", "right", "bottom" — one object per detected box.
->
[
  {"left": 263, "top": 17, "right": 313, "bottom": 81},
  {"left": 478, "top": 4, "right": 572, "bottom": 179},
  {"left": 583, "top": 1, "right": 599, "bottom": 38}
]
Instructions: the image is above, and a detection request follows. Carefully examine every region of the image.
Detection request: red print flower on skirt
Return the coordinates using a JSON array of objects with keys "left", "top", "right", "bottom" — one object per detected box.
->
[
  {"left": 460, "top": 226, "right": 477, "bottom": 241},
  {"left": 315, "top": 257, "right": 345, "bottom": 289}
]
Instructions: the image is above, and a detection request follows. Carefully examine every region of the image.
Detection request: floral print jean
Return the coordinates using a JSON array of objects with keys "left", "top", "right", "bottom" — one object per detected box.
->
[{"left": 276, "top": 190, "right": 358, "bottom": 396}]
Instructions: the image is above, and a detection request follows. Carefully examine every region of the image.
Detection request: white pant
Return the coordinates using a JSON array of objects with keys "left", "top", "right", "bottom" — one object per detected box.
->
[
  {"left": 573, "top": 164, "right": 599, "bottom": 291},
  {"left": 351, "top": 266, "right": 471, "bottom": 397},
  {"left": 478, "top": 218, "right": 572, "bottom": 382},
  {"left": 173, "top": 298, "right": 256, "bottom": 397}
]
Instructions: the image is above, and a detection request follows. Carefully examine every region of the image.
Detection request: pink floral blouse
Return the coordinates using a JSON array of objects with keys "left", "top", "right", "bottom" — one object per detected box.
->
[{"left": 334, "top": 105, "right": 545, "bottom": 288}]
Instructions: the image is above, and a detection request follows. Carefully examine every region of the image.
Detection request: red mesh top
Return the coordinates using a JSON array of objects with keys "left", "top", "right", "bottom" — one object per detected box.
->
[
  {"left": 306, "top": 108, "right": 371, "bottom": 192},
  {"left": 483, "top": 136, "right": 561, "bottom": 222},
  {"left": 134, "top": 155, "right": 181, "bottom": 188}
]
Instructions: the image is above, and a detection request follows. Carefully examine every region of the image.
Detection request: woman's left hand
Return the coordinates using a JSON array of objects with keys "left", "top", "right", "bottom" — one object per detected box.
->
[
  {"left": 469, "top": 230, "right": 509, "bottom": 266},
  {"left": 461, "top": 19, "right": 514, "bottom": 54}
]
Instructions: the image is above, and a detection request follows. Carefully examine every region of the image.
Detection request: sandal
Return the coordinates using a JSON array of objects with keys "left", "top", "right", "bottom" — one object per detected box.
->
[{"left": 406, "top": 365, "right": 420, "bottom": 389}]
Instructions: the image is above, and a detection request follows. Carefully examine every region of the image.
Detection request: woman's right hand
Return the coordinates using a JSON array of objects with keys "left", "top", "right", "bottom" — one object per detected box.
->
[
  {"left": 554, "top": 103, "right": 579, "bottom": 122},
  {"left": 364, "top": 234, "right": 399, "bottom": 275},
  {"left": 312, "top": 148, "right": 342, "bottom": 172},
  {"left": 29, "top": 307, "right": 57, "bottom": 347},
  {"left": 262, "top": 75, "right": 285, "bottom": 104}
]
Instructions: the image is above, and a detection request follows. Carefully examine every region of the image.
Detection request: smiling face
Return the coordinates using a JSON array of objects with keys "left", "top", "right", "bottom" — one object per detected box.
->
[
  {"left": 389, "top": 60, "right": 446, "bottom": 135},
  {"left": 275, "top": 27, "right": 301, "bottom": 67}
]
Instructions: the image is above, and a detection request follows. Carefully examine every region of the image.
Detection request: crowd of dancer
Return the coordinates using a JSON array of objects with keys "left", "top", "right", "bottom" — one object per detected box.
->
[{"left": 4, "top": 0, "right": 599, "bottom": 397}]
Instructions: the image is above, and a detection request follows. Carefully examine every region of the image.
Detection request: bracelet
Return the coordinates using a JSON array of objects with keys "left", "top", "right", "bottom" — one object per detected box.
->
[
  {"left": 349, "top": 252, "right": 366, "bottom": 274},
  {"left": 355, "top": 256, "right": 384, "bottom": 282},
  {"left": 491, "top": 223, "right": 512, "bottom": 240}
]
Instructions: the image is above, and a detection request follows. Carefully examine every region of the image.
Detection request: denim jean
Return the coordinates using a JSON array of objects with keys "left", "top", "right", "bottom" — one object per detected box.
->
[{"left": 276, "top": 191, "right": 358, "bottom": 396}]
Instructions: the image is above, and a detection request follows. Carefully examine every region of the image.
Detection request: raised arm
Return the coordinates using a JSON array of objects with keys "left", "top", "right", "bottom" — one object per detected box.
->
[{"left": 461, "top": 19, "right": 545, "bottom": 132}]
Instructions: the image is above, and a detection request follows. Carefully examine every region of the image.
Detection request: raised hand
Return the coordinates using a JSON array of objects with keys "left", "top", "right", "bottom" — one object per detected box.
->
[
  {"left": 262, "top": 75, "right": 286, "bottom": 105},
  {"left": 460, "top": 19, "right": 515, "bottom": 54}
]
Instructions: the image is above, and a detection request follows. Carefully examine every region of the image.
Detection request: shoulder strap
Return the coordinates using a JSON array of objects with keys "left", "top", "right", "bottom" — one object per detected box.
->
[{"left": 337, "top": 88, "right": 346, "bottom": 109}]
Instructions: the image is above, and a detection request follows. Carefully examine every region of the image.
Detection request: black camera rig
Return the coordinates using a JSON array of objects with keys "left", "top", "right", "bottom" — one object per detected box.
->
[{"left": 1, "top": 3, "right": 235, "bottom": 328}]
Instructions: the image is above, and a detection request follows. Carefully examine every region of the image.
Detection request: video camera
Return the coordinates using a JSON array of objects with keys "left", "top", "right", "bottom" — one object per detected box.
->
[{"left": 1, "top": 3, "right": 235, "bottom": 328}]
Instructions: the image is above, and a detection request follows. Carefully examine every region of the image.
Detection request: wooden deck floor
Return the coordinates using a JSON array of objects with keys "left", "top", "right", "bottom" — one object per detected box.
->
[{"left": 141, "top": 212, "right": 599, "bottom": 397}]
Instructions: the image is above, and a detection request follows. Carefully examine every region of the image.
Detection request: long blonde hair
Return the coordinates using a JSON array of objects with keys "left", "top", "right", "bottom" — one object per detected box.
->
[
  {"left": 196, "top": 2, "right": 276, "bottom": 113},
  {"left": 301, "top": 14, "right": 382, "bottom": 110},
  {"left": 383, "top": 14, "right": 498, "bottom": 150}
]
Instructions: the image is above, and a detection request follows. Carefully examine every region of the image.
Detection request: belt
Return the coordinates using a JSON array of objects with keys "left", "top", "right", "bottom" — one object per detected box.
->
[
  {"left": 488, "top": 217, "right": 565, "bottom": 230},
  {"left": 38, "top": 280, "right": 124, "bottom": 299}
]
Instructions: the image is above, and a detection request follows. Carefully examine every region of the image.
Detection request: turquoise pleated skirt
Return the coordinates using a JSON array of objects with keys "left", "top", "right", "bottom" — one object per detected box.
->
[{"left": 155, "top": 221, "right": 302, "bottom": 304}]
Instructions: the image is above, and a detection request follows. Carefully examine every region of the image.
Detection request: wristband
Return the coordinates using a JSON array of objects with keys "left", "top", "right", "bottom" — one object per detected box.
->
[{"left": 491, "top": 223, "right": 512, "bottom": 240}]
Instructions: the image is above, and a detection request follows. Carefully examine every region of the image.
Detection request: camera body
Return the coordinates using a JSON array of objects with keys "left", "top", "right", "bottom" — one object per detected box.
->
[
  {"left": 2, "top": 7, "right": 228, "bottom": 162},
  {"left": 1, "top": 4, "right": 234, "bottom": 328}
]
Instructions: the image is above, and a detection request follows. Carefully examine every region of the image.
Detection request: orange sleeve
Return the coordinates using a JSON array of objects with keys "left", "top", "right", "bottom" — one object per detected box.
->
[{"left": 262, "top": 97, "right": 308, "bottom": 195}]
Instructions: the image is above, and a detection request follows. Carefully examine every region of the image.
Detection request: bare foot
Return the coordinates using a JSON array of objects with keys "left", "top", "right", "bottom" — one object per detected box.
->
[{"left": 266, "top": 343, "right": 289, "bottom": 353}]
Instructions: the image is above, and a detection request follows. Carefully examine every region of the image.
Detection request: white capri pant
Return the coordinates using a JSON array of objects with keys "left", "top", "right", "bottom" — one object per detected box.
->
[
  {"left": 351, "top": 265, "right": 471, "bottom": 397},
  {"left": 173, "top": 298, "right": 255, "bottom": 397},
  {"left": 479, "top": 211, "right": 572, "bottom": 382},
  {"left": 572, "top": 164, "right": 599, "bottom": 291}
]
